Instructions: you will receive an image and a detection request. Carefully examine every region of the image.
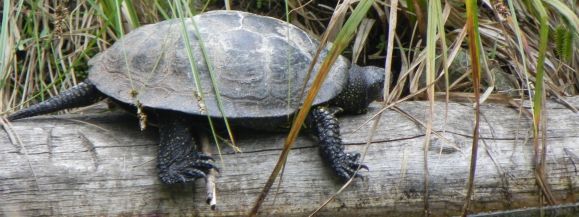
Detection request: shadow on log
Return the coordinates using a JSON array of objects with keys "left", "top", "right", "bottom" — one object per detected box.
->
[{"left": 1, "top": 99, "right": 578, "bottom": 216}]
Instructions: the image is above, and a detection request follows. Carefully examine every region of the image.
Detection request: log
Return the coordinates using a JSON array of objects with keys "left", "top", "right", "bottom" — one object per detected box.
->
[{"left": 1, "top": 98, "right": 578, "bottom": 217}]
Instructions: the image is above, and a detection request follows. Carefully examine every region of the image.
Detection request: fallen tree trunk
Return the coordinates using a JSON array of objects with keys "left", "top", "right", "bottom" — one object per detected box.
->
[{"left": 1, "top": 98, "right": 578, "bottom": 216}]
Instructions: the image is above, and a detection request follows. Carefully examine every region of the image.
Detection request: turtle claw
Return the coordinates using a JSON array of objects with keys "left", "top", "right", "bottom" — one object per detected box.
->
[
  {"left": 196, "top": 153, "right": 220, "bottom": 171},
  {"left": 331, "top": 152, "right": 368, "bottom": 180},
  {"left": 159, "top": 152, "right": 217, "bottom": 184},
  {"left": 358, "top": 164, "right": 369, "bottom": 171},
  {"left": 347, "top": 153, "right": 369, "bottom": 171}
]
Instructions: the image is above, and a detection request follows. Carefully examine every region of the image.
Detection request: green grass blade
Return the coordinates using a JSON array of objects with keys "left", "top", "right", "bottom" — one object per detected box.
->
[
  {"left": 120, "top": 0, "right": 140, "bottom": 29},
  {"left": 543, "top": 0, "right": 579, "bottom": 34},
  {"left": 461, "top": 0, "right": 482, "bottom": 215},
  {"left": 530, "top": 0, "right": 556, "bottom": 205},
  {"left": 153, "top": 0, "right": 172, "bottom": 19},
  {"left": 173, "top": 1, "right": 230, "bottom": 164},
  {"left": 424, "top": 0, "right": 440, "bottom": 213},
  {"left": 507, "top": 0, "right": 532, "bottom": 100},
  {"left": 186, "top": 8, "right": 237, "bottom": 152},
  {"left": 0, "top": 0, "right": 12, "bottom": 89},
  {"left": 113, "top": 0, "right": 125, "bottom": 37}
]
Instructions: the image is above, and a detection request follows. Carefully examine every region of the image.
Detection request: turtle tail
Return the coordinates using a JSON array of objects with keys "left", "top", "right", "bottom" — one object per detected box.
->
[{"left": 8, "top": 81, "right": 105, "bottom": 121}]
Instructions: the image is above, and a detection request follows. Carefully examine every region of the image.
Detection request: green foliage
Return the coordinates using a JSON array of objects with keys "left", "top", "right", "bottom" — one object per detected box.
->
[{"left": 553, "top": 25, "right": 574, "bottom": 62}]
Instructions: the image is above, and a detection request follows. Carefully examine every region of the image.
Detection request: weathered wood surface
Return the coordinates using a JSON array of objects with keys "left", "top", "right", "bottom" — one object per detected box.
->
[{"left": 1, "top": 98, "right": 578, "bottom": 217}]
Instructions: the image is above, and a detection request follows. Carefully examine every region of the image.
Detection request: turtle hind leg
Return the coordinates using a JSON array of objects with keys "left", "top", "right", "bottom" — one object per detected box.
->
[
  {"left": 308, "top": 106, "right": 368, "bottom": 180},
  {"left": 8, "top": 81, "right": 105, "bottom": 121},
  {"left": 156, "top": 111, "right": 216, "bottom": 184}
]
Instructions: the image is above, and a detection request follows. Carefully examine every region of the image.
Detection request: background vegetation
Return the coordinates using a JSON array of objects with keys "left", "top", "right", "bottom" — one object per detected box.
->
[
  {"left": 1, "top": 0, "right": 577, "bottom": 112},
  {"left": 1, "top": 0, "right": 578, "bottom": 215}
]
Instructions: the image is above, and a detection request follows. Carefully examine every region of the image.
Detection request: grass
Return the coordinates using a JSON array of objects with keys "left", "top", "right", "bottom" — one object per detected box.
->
[
  {"left": 3, "top": 1, "right": 578, "bottom": 110},
  {"left": 1, "top": 0, "right": 578, "bottom": 215}
]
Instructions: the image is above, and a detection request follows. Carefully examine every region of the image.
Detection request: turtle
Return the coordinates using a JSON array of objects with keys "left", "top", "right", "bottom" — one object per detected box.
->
[{"left": 8, "top": 10, "right": 384, "bottom": 187}]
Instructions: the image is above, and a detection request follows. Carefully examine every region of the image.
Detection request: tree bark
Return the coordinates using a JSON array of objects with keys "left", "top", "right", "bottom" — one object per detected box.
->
[{"left": 1, "top": 98, "right": 578, "bottom": 217}]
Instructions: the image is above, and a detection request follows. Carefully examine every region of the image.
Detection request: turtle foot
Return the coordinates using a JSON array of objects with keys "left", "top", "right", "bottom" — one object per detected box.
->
[
  {"left": 308, "top": 107, "right": 368, "bottom": 181},
  {"left": 159, "top": 152, "right": 217, "bottom": 184},
  {"left": 329, "top": 152, "right": 368, "bottom": 180}
]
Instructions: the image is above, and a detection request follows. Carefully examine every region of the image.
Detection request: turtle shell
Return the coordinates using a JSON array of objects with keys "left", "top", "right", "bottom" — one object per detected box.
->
[{"left": 88, "top": 10, "right": 350, "bottom": 118}]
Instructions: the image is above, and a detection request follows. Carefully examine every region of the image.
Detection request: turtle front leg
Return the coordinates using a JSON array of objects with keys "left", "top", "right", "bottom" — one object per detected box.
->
[
  {"left": 308, "top": 107, "right": 368, "bottom": 180},
  {"left": 157, "top": 112, "right": 216, "bottom": 184}
]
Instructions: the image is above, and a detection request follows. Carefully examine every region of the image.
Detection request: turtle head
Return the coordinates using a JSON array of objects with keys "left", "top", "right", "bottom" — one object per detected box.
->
[
  {"left": 329, "top": 65, "right": 384, "bottom": 114},
  {"left": 358, "top": 65, "right": 385, "bottom": 105}
]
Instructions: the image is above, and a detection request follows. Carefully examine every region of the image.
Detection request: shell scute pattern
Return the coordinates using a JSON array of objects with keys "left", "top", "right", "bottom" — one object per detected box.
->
[{"left": 89, "top": 10, "right": 349, "bottom": 118}]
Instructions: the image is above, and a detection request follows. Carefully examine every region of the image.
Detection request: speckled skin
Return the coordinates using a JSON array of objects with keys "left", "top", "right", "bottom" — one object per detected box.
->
[
  {"left": 308, "top": 107, "right": 368, "bottom": 180},
  {"left": 329, "top": 64, "right": 384, "bottom": 114},
  {"left": 156, "top": 111, "right": 215, "bottom": 184},
  {"left": 8, "top": 81, "right": 104, "bottom": 121}
]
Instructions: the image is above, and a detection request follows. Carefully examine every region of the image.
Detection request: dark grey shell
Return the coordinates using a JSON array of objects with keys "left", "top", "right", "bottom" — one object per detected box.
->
[{"left": 88, "top": 10, "right": 350, "bottom": 118}]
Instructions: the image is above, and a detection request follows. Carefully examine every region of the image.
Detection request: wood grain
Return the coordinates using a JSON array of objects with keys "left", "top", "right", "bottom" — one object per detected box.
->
[{"left": 1, "top": 99, "right": 578, "bottom": 216}]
